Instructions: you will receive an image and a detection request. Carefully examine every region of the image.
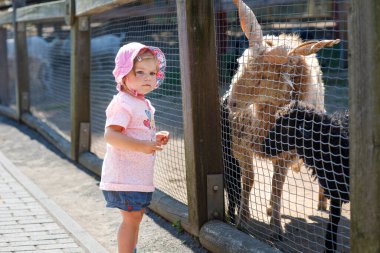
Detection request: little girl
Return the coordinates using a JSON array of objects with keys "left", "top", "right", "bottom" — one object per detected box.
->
[{"left": 100, "top": 42, "right": 169, "bottom": 253}]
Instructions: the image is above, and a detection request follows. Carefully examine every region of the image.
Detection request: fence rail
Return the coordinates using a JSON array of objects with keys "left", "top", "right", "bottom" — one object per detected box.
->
[{"left": 0, "top": 0, "right": 379, "bottom": 252}]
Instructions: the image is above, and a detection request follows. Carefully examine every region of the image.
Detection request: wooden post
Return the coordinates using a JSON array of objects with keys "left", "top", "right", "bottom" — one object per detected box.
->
[
  {"left": 349, "top": 0, "right": 380, "bottom": 252},
  {"left": 0, "top": 27, "right": 10, "bottom": 105},
  {"left": 176, "top": 0, "right": 224, "bottom": 236},
  {"left": 13, "top": 1, "right": 29, "bottom": 117},
  {"left": 14, "top": 22, "right": 29, "bottom": 115},
  {"left": 70, "top": 11, "right": 91, "bottom": 160}
]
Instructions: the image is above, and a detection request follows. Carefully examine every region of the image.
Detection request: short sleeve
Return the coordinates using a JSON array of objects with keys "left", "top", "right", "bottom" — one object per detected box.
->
[{"left": 105, "top": 96, "right": 131, "bottom": 130}]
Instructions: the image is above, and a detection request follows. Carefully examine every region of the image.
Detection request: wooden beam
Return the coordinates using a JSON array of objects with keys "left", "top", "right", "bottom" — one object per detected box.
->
[
  {"left": 349, "top": 0, "right": 380, "bottom": 252},
  {"left": 75, "top": 0, "right": 136, "bottom": 16},
  {"left": 176, "top": 0, "right": 224, "bottom": 236},
  {"left": 0, "top": 27, "right": 10, "bottom": 105},
  {"left": 92, "top": 4, "right": 175, "bottom": 21},
  {"left": 70, "top": 16, "right": 91, "bottom": 160},
  {"left": 14, "top": 21, "right": 29, "bottom": 117},
  {"left": 0, "top": 11, "right": 12, "bottom": 25},
  {"left": 16, "top": 0, "right": 65, "bottom": 23}
]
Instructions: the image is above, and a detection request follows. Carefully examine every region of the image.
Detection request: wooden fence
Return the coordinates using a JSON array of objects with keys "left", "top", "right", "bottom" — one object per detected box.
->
[{"left": 0, "top": 0, "right": 379, "bottom": 252}]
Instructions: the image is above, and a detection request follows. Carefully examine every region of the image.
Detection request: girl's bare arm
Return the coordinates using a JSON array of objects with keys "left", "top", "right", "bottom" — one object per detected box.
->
[{"left": 104, "top": 125, "right": 162, "bottom": 154}]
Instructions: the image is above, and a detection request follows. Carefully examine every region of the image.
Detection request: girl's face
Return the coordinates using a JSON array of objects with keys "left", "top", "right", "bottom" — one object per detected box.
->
[{"left": 123, "top": 57, "right": 157, "bottom": 95}]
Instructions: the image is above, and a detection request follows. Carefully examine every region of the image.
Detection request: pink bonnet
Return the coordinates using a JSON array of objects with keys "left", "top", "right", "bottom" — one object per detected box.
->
[{"left": 112, "top": 42, "right": 166, "bottom": 91}]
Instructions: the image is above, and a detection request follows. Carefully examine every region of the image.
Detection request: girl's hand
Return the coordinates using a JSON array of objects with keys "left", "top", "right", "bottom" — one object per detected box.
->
[
  {"left": 139, "top": 140, "right": 163, "bottom": 154},
  {"left": 156, "top": 131, "right": 170, "bottom": 145}
]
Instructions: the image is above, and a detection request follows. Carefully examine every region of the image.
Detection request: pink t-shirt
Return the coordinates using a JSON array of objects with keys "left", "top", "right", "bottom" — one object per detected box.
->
[{"left": 99, "top": 92, "right": 156, "bottom": 192}]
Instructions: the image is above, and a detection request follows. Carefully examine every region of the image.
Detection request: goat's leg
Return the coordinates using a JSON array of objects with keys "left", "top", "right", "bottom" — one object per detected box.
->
[
  {"left": 325, "top": 198, "right": 342, "bottom": 253},
  {"left": 269, "top": 157, "right": 290, "bottom": 240},
  {"left": 318, "top": 186, "right": 328, "bottom": 211},
  {"left": 225, "top": 157, "right": 241, "bottom": 224},
  {"left": 267, "top": 157, "right": 301, "bottom": 216},
  {"left": 225, "top": 174, "right": 235, "bottom": 223},
  {"left": 236, "top": 160, "right": 254, "bottom": 228},
  {"left": 231, "top": 159, "right": 242, "bottom": 224}
]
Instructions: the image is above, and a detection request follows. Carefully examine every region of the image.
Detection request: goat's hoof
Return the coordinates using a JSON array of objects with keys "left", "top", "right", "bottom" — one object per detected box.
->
[
  {"left": 270, "top": 219, "right": 284, "bottom": 241},
  {"left": 235, "top": 214, "right": 243, "bottom": 228},
  {"left": 235, "top": 218, "right": 247, "bottom": 232},
  {"left": 266, "top": 206, "right": 273, "bottom": 216}
]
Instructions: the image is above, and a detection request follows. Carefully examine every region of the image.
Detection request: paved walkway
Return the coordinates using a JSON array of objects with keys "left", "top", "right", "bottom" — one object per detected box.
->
[
  {"left": 0, "top": 115, "right": 207, "bottom": 253},
  {"left": 0, "top": 151, "right": 107, "bottom": 253}
]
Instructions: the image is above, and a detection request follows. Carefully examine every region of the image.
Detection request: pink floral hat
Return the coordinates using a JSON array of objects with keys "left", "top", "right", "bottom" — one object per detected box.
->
[{"left": 113, "top": 42, "right": 166, "bottom": 91}]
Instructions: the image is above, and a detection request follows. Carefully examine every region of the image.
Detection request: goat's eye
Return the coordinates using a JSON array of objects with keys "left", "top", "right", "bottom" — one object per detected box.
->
[{"left": 232, "top": 102, "right": 237, "bottom": 107}]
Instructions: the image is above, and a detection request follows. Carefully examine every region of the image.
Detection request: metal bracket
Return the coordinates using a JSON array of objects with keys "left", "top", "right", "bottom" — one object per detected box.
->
[
  {"left": 79, "top": 122, "right": 90, "bottom": 153},
  {"left": 207, "top": 174, "right": 224, "bottom": 220}
]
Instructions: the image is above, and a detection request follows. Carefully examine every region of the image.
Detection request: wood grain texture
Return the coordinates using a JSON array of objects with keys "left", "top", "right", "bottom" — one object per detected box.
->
[
  {"left": 70, "top": 17, "right": 90, "bottom": 160},
  {"left": 0, "top": 11, "right": 12, "bottom": 25},
  {"left": 177, "top": 0, "right": 224, "bottom": 236},
  {"left": 16, "top": 0, "right": 65, "bottom": 22},
  {"left": 349, "top": 0, "right": 380, "bottom": 252},
  {"left": 0, "top": 28, "right": 10, "bottom": 106},
  {"left": 75, "top": 0, "right": 135, "bottom": 16}
]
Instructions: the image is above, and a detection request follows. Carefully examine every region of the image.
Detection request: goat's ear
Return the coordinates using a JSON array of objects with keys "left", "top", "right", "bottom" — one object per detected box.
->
[
  {"left": 288, "top": 39, "right": 340, "bottom": 56},
  {"left": 233, "top": 0, "right": 263, "bottom": 47},
  {"left": 263, "top": 46, "right": 288, "bottom": 65}
]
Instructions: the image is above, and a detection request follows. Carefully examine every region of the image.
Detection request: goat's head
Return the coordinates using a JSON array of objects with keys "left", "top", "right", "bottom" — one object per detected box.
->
[
  {"left": 263, "top": 101, "right": 319, "bottom": 157},
  {"left": 228, "top": 0, "right": 340, "bottom": 114}
]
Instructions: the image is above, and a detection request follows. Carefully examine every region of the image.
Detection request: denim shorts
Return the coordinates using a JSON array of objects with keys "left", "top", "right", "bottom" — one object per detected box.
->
[{"left": 102, "top": 191, "right": 153, "bottom": 212}]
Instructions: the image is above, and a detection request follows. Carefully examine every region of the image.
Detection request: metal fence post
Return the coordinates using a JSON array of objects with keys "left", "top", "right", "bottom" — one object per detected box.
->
[
  {"left": 69, "top": 2, "right": 91, "bottom": 161},
  {"left": 176, "top": 0, "right": 224, "bottom": 236},
  {"left": 349, "top": 0, "right": 380, "bottom": 252}
]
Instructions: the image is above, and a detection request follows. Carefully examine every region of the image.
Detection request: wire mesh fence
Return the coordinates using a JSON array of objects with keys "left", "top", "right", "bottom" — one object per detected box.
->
[
  {"left": 216, "top": 0, "right": 349, "bottom": 252},
  {"left": 0, "top": 0, "right": 353, "bottom": 252},
  {"left": 25, "top": 22, "right": 72, "bottom": 141},
  {"left": 89, "top": 0, "right": 187, "bottom": 205}
]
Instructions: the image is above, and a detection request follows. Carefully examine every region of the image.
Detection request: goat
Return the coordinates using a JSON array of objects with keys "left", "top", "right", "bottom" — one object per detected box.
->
[
  {"left": 228, "top": 0, "right": 339, "bottom": 239},
  {"left": 7, "top": 36, "right": 53, "bottom": 95},
  {"left": 221, "top": 93, "right": 242, "bottom": 224},
  {"left": 91, "top": 34, "right": 123, "bottom": 70},
  {"left": 263, "top": 101, "right": 349, "bottom": 253}
]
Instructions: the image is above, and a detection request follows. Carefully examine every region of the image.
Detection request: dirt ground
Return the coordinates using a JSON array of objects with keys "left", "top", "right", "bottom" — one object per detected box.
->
[{"left": 0, "top": 115, "right": 207, "bottom": 253}]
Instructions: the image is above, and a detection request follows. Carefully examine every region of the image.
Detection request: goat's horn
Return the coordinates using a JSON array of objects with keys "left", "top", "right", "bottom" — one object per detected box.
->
[
  {"left": 289, "top": 39, "right": 341, "bottom": 56},
  {"left": 233, "top": 0, "right": 263, "bottom": 47}
]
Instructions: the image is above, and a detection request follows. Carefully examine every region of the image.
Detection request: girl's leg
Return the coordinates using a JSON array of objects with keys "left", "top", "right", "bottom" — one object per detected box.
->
[
  {"left": 118, "top": 209, "right": 144, "bottom": 253},
  {"left": 132, "top": 209, "right": 145, "bottom": 248}
]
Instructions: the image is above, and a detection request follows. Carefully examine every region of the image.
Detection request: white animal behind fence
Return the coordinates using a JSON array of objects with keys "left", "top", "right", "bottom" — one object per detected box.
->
[
  {"left": 91, "top": 34, "right": 124, "bottom": 70},
  {"left": 7, "top": 36, "right": 53, "bottom": 96}
]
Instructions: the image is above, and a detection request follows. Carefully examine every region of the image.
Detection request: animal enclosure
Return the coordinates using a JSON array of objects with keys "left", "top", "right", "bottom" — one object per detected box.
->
[{"left": 1, "top": 0, "right": 376, "bottom": 253}]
